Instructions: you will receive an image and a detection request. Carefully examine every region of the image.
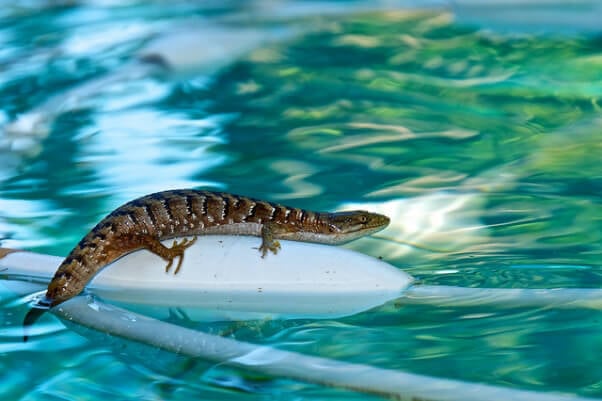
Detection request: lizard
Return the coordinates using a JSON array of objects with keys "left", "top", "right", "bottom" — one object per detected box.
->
[{"left": 23, "top": 189, "right": 390, "bottom": 340}]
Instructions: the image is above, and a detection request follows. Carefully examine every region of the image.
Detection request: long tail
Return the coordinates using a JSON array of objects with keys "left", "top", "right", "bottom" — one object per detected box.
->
[{"left": 23, "top": 298, "right": 52, "bottom": 342}]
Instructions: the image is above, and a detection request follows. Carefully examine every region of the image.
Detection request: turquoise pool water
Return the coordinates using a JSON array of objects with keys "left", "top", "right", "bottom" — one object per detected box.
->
[{"left": 1, "top": 2, "right": 601, "bottom": 400}]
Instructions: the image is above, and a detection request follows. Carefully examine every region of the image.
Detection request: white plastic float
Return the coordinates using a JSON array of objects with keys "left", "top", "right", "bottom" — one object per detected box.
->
[{"left": 0, "top": 236, "right": 413, "bottom": 321}]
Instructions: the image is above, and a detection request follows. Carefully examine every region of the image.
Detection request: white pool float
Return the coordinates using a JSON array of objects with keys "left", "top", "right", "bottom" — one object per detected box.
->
[{"left": 0, "top": 236, "right": 412, "bottom": 321}]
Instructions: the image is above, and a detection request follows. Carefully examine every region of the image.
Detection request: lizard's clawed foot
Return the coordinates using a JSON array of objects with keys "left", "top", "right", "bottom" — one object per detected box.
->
[
  {"left": 259, "top": 239, "right": 281, "bottom": 258},
  {"left": 164, "top": 236, "right": 198, "bottom": 274},
  {"left": 259, "top": 222, "right": 283, "bottom": 258}
]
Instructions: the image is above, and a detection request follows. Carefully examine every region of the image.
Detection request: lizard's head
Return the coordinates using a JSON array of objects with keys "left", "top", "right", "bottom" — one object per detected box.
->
[
  {"left": 314, "top": 210, "right": 390, "bottom": 244},
  {"left": 325, "top": 210, "right": 390, "bottom": 241}
]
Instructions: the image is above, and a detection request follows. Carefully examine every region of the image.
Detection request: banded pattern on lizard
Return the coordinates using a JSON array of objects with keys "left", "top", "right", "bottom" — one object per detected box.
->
[{"left": 24, "top": 189, "right": 390, "bottom": 339}]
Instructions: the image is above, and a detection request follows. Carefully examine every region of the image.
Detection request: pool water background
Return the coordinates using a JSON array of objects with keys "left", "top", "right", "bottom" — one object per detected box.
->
[{"left": 1, "top": 1, "right": 601, "bottom": 400}]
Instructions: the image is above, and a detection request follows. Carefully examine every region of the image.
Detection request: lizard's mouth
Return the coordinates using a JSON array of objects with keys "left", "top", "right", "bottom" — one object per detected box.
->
[
  {"left": 291, "top": 223, "right": 389, "bottom": 245},
  {"left": 341, "top": 224, "right": 389, "bottom": 242}
]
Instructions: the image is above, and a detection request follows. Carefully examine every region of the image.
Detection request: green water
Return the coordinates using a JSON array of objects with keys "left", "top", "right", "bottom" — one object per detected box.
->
[{"left": 1, "top": 3, "right": 601, "bottom": 400}]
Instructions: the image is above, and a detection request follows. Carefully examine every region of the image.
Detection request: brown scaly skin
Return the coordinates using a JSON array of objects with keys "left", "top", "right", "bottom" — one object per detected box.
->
[{"left": 24, "top": 189, "right": 390, "bottom": 339}]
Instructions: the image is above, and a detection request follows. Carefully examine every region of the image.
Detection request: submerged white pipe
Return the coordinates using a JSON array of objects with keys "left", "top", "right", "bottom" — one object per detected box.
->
[
  {"left": 403, "top": 285, "right": 602, "bottom": 310},
  {"left": 54, "top": 296, "right": 599, "bottom": 401}
]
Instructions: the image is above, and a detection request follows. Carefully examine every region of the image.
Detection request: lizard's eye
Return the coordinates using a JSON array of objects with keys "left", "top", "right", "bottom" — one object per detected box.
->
[{"left": 359, "top": 215, "right": 367, "bottom": 223}]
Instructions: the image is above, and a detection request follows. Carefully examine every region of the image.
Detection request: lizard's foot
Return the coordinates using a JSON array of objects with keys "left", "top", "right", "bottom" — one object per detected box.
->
[
  {"left": 259, "top": 238, "right": 281, "bottom": 258},
  {"left": 259, "top": 222, "right": 284, "bottom": 258},
  {"left": 164, "top": 236, "right": 198, "bottom": 274}
]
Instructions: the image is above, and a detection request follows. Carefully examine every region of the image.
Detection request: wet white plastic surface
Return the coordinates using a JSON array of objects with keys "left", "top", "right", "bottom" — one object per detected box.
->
[{"left": 0, "top": 236, "right": 413, "bottom": 320}]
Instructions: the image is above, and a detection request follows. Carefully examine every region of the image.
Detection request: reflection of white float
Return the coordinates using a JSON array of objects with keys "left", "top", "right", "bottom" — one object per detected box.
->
[{"left": 1, "top": 236, "right": 600, "bottom": 401}]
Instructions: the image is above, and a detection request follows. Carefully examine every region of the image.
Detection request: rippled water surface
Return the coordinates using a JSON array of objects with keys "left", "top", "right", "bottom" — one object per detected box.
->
[{"left": 1, "top": 1, "right": 601, "bottom": 400}]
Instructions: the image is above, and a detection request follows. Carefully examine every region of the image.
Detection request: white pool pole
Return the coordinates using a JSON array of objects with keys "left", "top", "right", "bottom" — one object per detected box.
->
[
  {"left": 403, "top": 285, "right": 602, "bottom": 310},
  {"left": 56, "top": 296, "right": 599, "bottom": 401}
]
